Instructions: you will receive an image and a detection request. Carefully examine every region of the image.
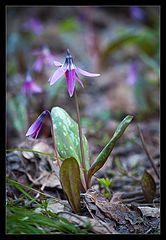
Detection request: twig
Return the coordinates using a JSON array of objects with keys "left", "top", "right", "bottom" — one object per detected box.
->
[
  {"left": 122, "top": 196, "right": 145, "bottom": 203},
  {"left": 121, "top": 191, "right": 144, "bottom": 199},
  {"left": 8, "top": 177, "right": 60, "bottom": 202},
  {"left": 82, "top": 198, "right": 96, "bottom": 219},
  {"left": 136, "top": 123, "right": 160, "bottom": 179},
  {"left": 121, "top": 188, "right": 160, "bottom": 203},
  {"left": 145, "top": 228, "right": 152, "bottom": 234}
]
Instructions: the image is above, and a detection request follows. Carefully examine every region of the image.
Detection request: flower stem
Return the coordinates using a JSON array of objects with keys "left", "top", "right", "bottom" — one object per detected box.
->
[{"left": 74, "top": 89, "right": 88, "bottom": 190}]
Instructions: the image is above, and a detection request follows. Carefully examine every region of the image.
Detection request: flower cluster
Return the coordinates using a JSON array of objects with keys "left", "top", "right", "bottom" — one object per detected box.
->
[
  {"left": 32, "top": 45, "right": 55, "bottom": 72},
  {"left": 22, "top": 71, "right": 43, "bottom": 95},
  {"left": 22, "top": 17, "right": 43, "bottom": 35},
  {"left": 130, "top": 6, "right": 145, "bottom": 21}
]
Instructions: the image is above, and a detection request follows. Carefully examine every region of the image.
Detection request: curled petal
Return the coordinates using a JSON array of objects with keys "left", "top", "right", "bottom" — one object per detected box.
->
[
  {"left": 65, "top": 69, "right": 76, "bottom": 97},
  {"left": 76, "top": 66, "right": 100, "bottom": 77},
  {"left": 75, "top": 72, "right": 84, "bottom": 88},
  {"left": 26, "top": 111, "right": 47, "bottom": 137},
  {"left": 49, "top": 67, "right": 66, "bottom": 85},
  {"left": 54, "top": 61, "right": 62, "bottom": 67}
]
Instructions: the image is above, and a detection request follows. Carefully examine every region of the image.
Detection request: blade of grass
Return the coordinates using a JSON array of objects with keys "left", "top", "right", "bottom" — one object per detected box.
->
[
  {"left": 6, "top": 176, "right": 60, "bottom": 202},
  {"left": 6, "top": 148, "right": 64, "bottom": 161},
  {"left": 6, "top": 177, "right": 40, "bottom": 206}
]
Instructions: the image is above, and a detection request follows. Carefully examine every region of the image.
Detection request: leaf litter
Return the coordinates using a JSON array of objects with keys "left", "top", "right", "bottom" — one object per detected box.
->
[{"left": 6, "top": 128, "right": 160, "bottom": 234}]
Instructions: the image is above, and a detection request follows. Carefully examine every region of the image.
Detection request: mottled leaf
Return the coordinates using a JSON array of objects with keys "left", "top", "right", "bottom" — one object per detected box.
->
[
  {"left": 141, "top": 170, "right": 156, "bottom": 203},
  {"left": 51, "top": 107, "right": 90, "bottom": 170},
  {"left": 88, "top": 115, "right": 133, "bottom": 183},
  {"left": 60, "top": 157, "right": 81, "bottom": 213}
]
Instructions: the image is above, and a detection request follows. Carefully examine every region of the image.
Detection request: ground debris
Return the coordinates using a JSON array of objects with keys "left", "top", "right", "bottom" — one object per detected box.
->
[
  {"left": 7, "top": 138, "right": 61, "bottom": 191},
  {"left": 138, "top": 207, "right": 160, "bottom": 218},
  {"left": 83, "top": 188, "right": 160, "bottom": 234}
]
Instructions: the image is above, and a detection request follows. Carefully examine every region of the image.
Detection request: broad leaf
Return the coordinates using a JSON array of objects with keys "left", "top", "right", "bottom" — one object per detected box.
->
[
  {"left": 100, "top": 28, "right": 155, "bottom": 66},
  {"left": 51, "top": 107, "right": 90, "bottom": 170},
  {"left": 60, "top": 157, "right": 81, "bottom": 213},
  {"left": 141, "top": 170, "right": 156, "bottom": 203},
  {"left": 88, "top": 115, "right": 133, "bottom": 183}
]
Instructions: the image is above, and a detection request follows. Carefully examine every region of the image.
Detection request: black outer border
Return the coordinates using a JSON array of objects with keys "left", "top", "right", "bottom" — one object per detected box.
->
[{"left": 1, "top": 1, "right": 163, "bottom": 239}]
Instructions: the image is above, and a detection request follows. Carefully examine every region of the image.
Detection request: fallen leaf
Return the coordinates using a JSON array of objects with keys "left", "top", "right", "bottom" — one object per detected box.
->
[
  {"left": 85, "top": 188, "right": 144, "bottom": 233},
  {"left": 57, "top": 212, "right": 118, "bottom": 234},
  {"left": 138, "top": 207, "right": 160, "bottom": 218},
  {"left": 141, "top": 170, "right": 156, "bottom": 202}
]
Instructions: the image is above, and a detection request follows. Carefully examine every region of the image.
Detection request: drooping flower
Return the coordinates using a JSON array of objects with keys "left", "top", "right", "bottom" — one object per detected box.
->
[
  {"left": 49, "top": 49, "right": 100, "bottom": 97},
  {"left": 22, "top": 17, "right": 43, "bottom": 35},
  {"left": 22, "top": 71, "right": 43, "bottom": 95},
  {"left": 127, "top": 62, "right": 138, "bottom": 85},
  {"left": 32, "top": 45, "right": 55, "bottom": 72},
  {"left": 26, "top": 111, "right": 47, "bottom": 138},
  {"left": 26, "top": 110, "right": 60, "bottom": 166}
]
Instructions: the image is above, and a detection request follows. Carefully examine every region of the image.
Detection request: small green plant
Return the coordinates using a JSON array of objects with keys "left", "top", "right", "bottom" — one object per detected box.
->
[
  {"left": 97, "top": 177, "right": 112, "bottom": 187},
  {"left": 97, "top": 178, "right": 112, "bottom": 199},
  {"left": 25, "top": 49, "right": 134, "bottom": 213}
]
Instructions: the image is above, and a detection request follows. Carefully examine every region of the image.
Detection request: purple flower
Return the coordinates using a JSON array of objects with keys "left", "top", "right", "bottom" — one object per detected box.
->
[
  {"left": 26, "top": 110, "right": 61, "bottom": 167},
  {"left": 26, "top": 111, "right": 48, "bottom": 138},
  {"left": 22, "top": 71, "right": 43, "bottom": 95},
  {"left": 22, "top": 17, "right": 43, "bottom": 35},
  {"left": 32, "top": 46, "right": 55, "bottom": 72},
  {"left": 130, "top": 6, "right": 145, "bottom": 21},
  {"left": 49, "top": 49, "right": 100, "bottom": 97},
  {"left": 127, "top": 63, "right": 138, "bottom": 85}
]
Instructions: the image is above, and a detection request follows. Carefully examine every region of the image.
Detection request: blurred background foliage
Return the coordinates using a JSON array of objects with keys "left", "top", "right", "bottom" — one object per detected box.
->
[{"left": 6, "top": 6, "right": 160, "bottom": 147}]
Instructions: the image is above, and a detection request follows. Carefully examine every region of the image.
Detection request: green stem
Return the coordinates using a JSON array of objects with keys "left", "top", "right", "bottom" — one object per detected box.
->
[{"left": 74, "top": 90, "right": 88, "bottom": 190}]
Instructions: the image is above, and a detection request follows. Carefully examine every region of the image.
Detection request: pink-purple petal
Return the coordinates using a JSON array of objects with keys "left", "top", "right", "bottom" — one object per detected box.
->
[
  {"left": 31, "top": 82, "right": 43, "bottom": 93},
  {"left": 76, "top": 66, "right": 100, "bottom": 77},
  {"left": 26, "top": 111, "right": 46, "bottom": 137},
  {"left": 26, "top": 118, "right": 42, "bottom": 137},
  {"left": 75, "top": 72, "right": 84, "bottom": 88},
  {"left": 49, "top": 67, "right": 65, "bottom": 85},
  {"left": 65, "top": 69, "right": 76, "bottom": 97},
  {"left": 54, "top": 61, "right": 62, "bottom": 67}
]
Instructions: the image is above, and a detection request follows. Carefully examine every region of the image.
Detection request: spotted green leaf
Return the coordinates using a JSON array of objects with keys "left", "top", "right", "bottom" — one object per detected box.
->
[
  {"left": 60, "top": 157, "right": 81, "bottom": 213},
  {"left": 51, "top": 107, "right": 90, "bottom": 170},
  {"left": 88, "top": 115, "right": 134, "bottom": 183}
]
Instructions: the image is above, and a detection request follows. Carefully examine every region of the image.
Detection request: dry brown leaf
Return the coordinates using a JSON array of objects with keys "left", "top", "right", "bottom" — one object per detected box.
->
[
  {"left": 138, "top": 207, "right": 160, "bottom": 218},
  {"left": 58, "top": 212, "right": 118, "bottom": 234},
  {"left": 85, "top": 188, "right": 143, "bottom": 228},
  {"left": 15, "top": 139, "right": 62, "bottom": 189}
]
